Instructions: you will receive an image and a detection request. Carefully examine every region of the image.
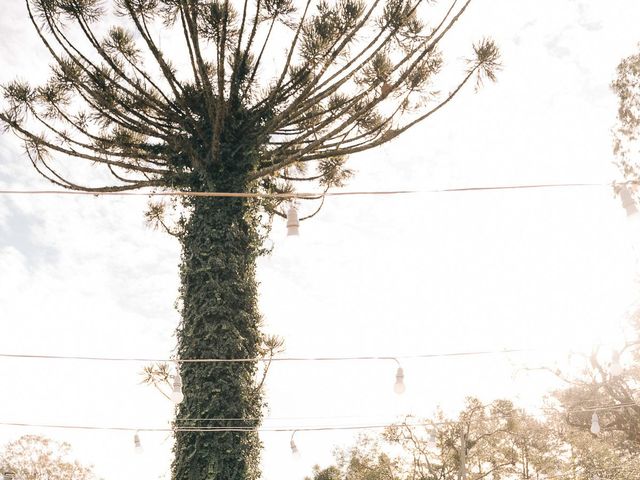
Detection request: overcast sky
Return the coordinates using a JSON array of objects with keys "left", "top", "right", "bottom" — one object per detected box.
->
[{"left": 1, "top": 1, "right": 640, "bottom": 479}]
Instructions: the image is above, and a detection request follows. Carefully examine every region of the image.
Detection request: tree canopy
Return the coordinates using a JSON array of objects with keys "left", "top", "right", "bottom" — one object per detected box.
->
[
  {"left": 1, "top": 0, "right": 499, "bottom": 198},
  {"left": 613, "top": 45, "right": 640, "bottom": 182},
  {"left": 307, "top": 395, "right": 640, "bottom": 480},
  {"left": 0, "top": 435, "right": 96, "bottom": 480}
]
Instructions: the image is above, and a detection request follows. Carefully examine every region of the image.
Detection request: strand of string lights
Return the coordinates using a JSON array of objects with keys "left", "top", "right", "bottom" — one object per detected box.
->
[
  {"left": 0, "top": 180, "right": 637, "bottom": 199},
  {"left": 171, "top": 400, "right": 640, "bottom": 424},
  {"left": 1, "top": 401, "right": 637, "bottom": 433},
  {"left": 0, "top": 347, "right": 537, "bottom": 363}
]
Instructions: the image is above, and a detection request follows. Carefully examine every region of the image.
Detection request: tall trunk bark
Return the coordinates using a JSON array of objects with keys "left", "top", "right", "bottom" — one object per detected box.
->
[{"left": 172, "top": 191, "right": 263, "bottom": 480}]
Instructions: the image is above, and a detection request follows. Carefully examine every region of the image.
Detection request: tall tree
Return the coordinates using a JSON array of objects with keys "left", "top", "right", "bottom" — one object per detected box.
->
[
  {"left": 0, "top": 1, "right": 500, "bottom": 478},
  {"left": 0, "top": 435, "right": 95, "bottom": 480}
]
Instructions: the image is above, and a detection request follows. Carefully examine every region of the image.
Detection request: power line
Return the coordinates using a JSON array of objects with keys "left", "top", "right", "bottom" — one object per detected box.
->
[
  {"left": 0, "top": 180, "right": 634, "bottom": 199},
  {"left": 0, "top": 347, "right": 533, "bottom": 364}
]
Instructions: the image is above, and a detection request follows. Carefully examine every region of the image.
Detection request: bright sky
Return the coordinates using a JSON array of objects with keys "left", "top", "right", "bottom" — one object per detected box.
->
[{"left": 1, "top": 1, "right": 640, "bottom": 479}]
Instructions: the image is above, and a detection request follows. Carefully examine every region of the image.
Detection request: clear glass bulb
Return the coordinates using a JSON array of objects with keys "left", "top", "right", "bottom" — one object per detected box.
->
[
  {"left": 290, "top": 440, "right": 301, "bottom": 459},
  {"left": 286, "top": 206, "right": 300, "bottom": 236},
  {"left": 171, "top": 389, "right": 185, "bottom": 404},
  {"left": 134, "top": 433, "right": 143, "bottom": 454},
  {"left": 590, "top": 413, "right": 600, "bottom": 435},
  {"left": 394, "top": 367, "right": 405, "bottom": 395},
  {"left": 172, "top": 373, "right": 184, "bottom": 404}
]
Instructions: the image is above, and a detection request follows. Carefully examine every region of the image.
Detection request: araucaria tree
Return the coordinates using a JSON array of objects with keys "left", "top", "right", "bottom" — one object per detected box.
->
[{"left": 1, "top": 1, "right": 499, "bottom": 478}]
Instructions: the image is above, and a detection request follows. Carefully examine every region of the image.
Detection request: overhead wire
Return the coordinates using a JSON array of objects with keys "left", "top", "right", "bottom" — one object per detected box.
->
[
  {"left": 0, "top": 180, "right": 635, "bottom": 199},
  {"left": 171, "top": 400, "right": 640, "bottom": 424},
  {"left": 0, "top": 347, "right": 535, "bottom": 364},
  {"left": 1, "top": 401, "right": 637, "bottom": 434},
  {"left": 0, "top": 181, "right": 637, "bottom": 466}
]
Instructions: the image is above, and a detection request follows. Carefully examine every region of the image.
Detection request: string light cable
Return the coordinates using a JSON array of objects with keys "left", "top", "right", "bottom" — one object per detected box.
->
[
  {"left": 0, "top": 345, "right": 632, "bottom": 403},
  {"left": 171, "top": 399, "right": 640, "bottom": 424},
  {"left": 0, "top": 180, "right": 638, "bottom": 199},
  {"left": 0, "top": 347, "right": 536, "bottom": 400},
  {"left": 0, "top": 347, "right": 538, "bottom": 364},
  {"left": 0, "top": 400, "right": 637, "bottom": 434}
]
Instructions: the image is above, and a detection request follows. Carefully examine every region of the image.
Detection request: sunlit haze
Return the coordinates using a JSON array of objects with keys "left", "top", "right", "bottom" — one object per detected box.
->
[{"left": 1, "top": 1, "right": 639, "bottom": 479}]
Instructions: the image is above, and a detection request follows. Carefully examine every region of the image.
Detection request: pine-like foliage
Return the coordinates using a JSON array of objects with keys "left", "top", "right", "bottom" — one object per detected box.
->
[
  {"left": 1, "top": 0, "right": 499, "bottom": 197},
  {"left": 1, "top": 1, "right": 500, "bottom": 479}
]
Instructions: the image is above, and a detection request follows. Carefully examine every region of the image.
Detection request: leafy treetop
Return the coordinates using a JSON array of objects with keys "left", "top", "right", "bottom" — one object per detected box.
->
[{"left": 1, "top": 0, "right": 500, "bottom": 198}]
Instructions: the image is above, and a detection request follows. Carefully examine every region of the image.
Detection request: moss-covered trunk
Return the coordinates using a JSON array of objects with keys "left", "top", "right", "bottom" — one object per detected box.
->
[{"left": 172, "top": 172, "right": 263, "bottom": 479}]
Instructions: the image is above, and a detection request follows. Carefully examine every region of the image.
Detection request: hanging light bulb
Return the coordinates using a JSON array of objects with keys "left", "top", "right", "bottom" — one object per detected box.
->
[
  {"left": 171, "top": 371, "right": 184, "bottom": 404},
  {"left": 290, "top": 439, "right": 300, "bottom": 458},
  {"left": 619, "top": 184, "right": 639, "bottom": 217},
  {"left": 394, "top": 366, "right": 406, "bottom": 395},
  {"left": 590, "top": 412, "right": 600, "bottom": 435},
  {"left": 290, "top": 432, "right": 301, "bottom": 459},
  {"left": 286, "top": 204, "right": 299, "bottom": 236},
  {"left": 610, "top": 352, "right": 623, "bottom": 377},
  {"left": 134, "top": 432, "right": 143, "bottom": 454}
]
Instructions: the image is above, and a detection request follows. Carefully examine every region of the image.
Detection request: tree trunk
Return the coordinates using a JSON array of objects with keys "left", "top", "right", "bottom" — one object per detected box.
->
[{"left": 172, "top": 190, "right": 263, "bottom": 480}]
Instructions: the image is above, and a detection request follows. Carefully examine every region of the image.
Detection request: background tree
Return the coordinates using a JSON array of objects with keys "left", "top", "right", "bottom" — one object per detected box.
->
[
  {"left": 308, "top": 398, "right": 562, "bottom": 480},
  {"left": 0, "top": 435, "right": 96, "bottom": 480},
  {"left": 550, "top": 310, "right": 640, "bottom": 448},
  {"left": 384, "top": 398, "right": 562, "bottom": 480},
  {"left": 0, "top": 1, "right": 500, "bottom": 478},
  {"left": 613, "top": 45, "right": 640, "bottom": 183},
  {"left": 612, "top": 43, "right": 640, "bottom": 217},
  {"left": 558, "top": 428, "right": 640, "bottom": 480},
  {"left": 519, "top": 309, "right": 640, "bottom": 478},
  {"left": 306, "top": 394, "right": 640, "bottom": 480}
]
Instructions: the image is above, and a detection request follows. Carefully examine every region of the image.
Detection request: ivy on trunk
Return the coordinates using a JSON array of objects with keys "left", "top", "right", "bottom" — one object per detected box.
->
[{"left": 177, "top": 196, "right": 263, "bottom": 480}]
